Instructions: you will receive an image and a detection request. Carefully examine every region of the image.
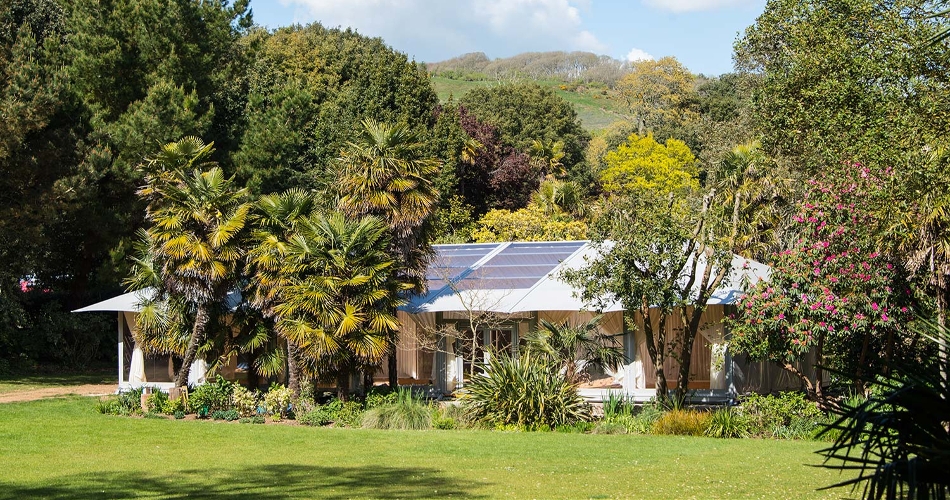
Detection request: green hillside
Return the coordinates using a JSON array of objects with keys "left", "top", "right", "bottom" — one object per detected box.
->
[{"left": 430, "top": 75, "right": 630, "bottom": 132}]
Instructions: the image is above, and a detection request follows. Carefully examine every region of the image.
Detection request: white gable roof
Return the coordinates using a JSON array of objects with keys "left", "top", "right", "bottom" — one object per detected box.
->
[
  {"left": 405, "top": 240, "right": 770, "bottom": 314},
  {"left": 74, "top": 241, "right": 771, "bottom": 315}
]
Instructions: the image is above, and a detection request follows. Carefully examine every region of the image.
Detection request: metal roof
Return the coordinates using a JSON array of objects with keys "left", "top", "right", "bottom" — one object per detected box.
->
[{"left": 74, "top": 241, "right": 771, "bottom": 315}]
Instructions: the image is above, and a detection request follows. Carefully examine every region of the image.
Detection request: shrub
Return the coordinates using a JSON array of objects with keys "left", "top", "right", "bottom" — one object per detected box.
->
[
  {"left": 95, "top": 388, "right": 145, "bottom": 416},
  {"left": 211, "top": 409, "right": 240, "bottom": 421},
  {"left": 94, "top": 398, "right": 119, "bottom": 415},
  {"left": 189, "top": 376, "right": 235, "bottom": 417},
  {"left": 231, "top": 385, "right": 260, "bottom": 417},
  {"left": 434, "top": 402, "right": 474, "bottom": 430},
  {"left": 361, "top": 389, "right": 432, "bottom": 430},
  {"left": 174, "top": 410, "right": 186, "bottom": 420},
  {"left": 705, "top": 407, "right": 750, "bottom": 439},
  {"left": 601, "top": 392, "right": 634, "bottom": 421},
  {"left": 365, "top": 387, "right": 399, "bottom": 409},
  {"left": 161, "top": 395, "right": 187, "bottom": 415},
  {"left": 651, "top": 409, "right": 712, "bottom": 436},
  {"left": 740, "top": 392, "right": 824, "bottom": 438},
  {"left": 297, "top": 398, "right": 364, "bottom": 427},
  {"left": 145, "top": 391, "right": 168, "bottom": 414},
  {"left": 118, "top": 387, "right": 145, "bottom": 415},
  {"left": 459, "top": 353, "right": 590, "bottom": 430},
  {"left": 263, "top": 384, "right": 293, "bottom": 420},
  {"left": 432, "top": 416, "right": 456, "bottom": 430},
  {"left": 239, "top": 416, "right": 265, "bottom": 424},
  {"left": 297, "top": 407, "right": 332, "bottom": 427}
]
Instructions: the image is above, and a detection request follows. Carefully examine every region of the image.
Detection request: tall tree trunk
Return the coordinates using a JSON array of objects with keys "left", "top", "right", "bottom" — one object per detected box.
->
[
  {"left": 336, "top": 370, "right": 349, "bottom": 401},
  {"left": 642, "top": 306, "right": 668, "bottom": 403},
  {"left": 937, "top": 281, "right": 948, "bottom": 393},
  {"left": 287, "top": 340, "right": 301, "bottom": 398},
  {"left": 387, "top": 343, "right": 398, "bottom": 388},
  {"left": 246, "top": 349, "right": 260, "bottom": 390},
  {"left": 814, "top": 332, "right": 826, "bottom": 404},
  {"left": 174, "top": 303, "right": 209, "bottom": 387},
  {"left": 676, "top": 306, "right": 703, "bottom": 405},
  {"left": 363, "top": 370, "right": 374, "bottom": 397}
]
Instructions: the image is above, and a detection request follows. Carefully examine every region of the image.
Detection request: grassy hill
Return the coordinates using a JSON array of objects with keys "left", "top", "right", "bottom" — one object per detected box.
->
[{"left": 430, "top": 75, "right": 630, "bottom": 132}]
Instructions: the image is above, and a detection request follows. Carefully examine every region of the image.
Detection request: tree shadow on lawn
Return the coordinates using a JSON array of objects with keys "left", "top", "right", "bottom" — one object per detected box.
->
[{"left": 0, "top": 463, "right": 486, "bottom": 499}]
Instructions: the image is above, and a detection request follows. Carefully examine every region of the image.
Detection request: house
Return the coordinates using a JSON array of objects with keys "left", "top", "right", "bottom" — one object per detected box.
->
[{"left": 75, "top": 240, "right": 810, "bottom": 401}]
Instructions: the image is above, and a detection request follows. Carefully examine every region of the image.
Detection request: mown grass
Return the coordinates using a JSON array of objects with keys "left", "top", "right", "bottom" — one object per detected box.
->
[
  {"left": 430, "top": 76, "right": 629, "bottom": 132},
  {"left": 0, "top": 397, "right": 855, "bottom": 499},
  {"left": 0, "top": 370, "right": 114, "bottom": 395}
]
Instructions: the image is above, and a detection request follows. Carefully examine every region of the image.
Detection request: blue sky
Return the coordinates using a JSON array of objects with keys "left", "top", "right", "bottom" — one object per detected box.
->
[{"left": 249, "top": 0, "right": 767, "bottom": 76}]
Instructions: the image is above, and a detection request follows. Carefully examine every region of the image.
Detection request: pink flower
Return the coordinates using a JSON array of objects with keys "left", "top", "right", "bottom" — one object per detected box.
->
[
  {"left": 881, "top": 313, "right": 888, "bottom": 321},
  {"left": 778, "top": 313, "right": 785, "bottom": 320},
  {"left": 871, "top": 303, "right": 879, "bottom": 311}
]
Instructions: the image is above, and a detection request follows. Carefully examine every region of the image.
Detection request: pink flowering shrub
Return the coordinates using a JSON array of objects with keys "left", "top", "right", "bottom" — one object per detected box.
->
[{"left": 729, "top": 164, "right": 918, "bottom": 397}]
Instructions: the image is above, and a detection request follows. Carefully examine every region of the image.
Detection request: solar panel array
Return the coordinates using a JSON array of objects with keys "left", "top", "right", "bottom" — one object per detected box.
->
[{"left": 428, "top": 241, "right": 586, "bottom": 292}]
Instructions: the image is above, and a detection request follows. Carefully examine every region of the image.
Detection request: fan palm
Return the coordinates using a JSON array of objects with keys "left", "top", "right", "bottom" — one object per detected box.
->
[
  {"left": 521, "top": 317, "right": 626, "bottom": 385},
  {"left": 529, "top": 138, "right": 566, "bottom": 180},
  {"left": 135, "top": 137, "right": 251, "bottom": 387},
  {"left": 245, "top": 188, "right": 321, "bottom": 393},
  {"left": 876, "top": 147, "right": 950, "bottom": 384},
  {"left": 711, "top": 140, "right": 791, "bottom": 259},
  {"left": 531, "top": 177, "right": 585, "bottom": 217},
  {"left": 337, "top": 119, "right": 440, "bottom": 387},
  {"left": 273, "top": 212, "right": 405, "bottom": 399},
  {"left": 817, "top": 321, "right": 950, "bottom": 499}
]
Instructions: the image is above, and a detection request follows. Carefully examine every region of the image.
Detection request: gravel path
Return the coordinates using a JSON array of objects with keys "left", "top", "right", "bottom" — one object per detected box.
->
[{"left": 0, "top": 384, "right": 117, "bottom": 404}]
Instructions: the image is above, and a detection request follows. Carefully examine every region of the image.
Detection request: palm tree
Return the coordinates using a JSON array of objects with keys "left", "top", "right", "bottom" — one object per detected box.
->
[
  {"left": 885, "top": 147, "right": 950, "bottom": 383},
  {"left": 135, "top": 137, "right": 251, "bottom": 387},
  {"left": 818, "top": 321, "right": 950, "bottom": 499},
  {"left": 245, "top": 189, "right": 321, "bottom": 394},
  {"left": 337, "top": 119, "right": 440, "bottom": 388},
  {"left": 521, "top": 317, "right": 626, "bottom": 385},
  {"left": 712, "top": 140, "right": 791, "bottom": 260},
  {"left": 272, "top": 212, "right": 404, "bottom": 399},
  {"left": 529, "top": 139, "right": 566, "bottom": 180},
  {"left": 531, "top": 177, "right": 585, "bottom": 217}
]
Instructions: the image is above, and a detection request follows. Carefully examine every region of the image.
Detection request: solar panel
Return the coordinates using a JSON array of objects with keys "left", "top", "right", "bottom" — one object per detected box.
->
[
  {"left": 427, "top": 243, "right": 501, "bottom": 290},
  {"left": 450, "top": 241, "right": 586, "bottom": 291}
]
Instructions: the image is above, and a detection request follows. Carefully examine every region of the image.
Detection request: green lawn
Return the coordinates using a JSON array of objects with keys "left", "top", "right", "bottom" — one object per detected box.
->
[
  {"left": 430, "top": 76, "right": 630, "bottom": 132},
  {"left": 0, "top": 397, "right": 855, "bottom": 499},
  {"left": 0, "top": 371, "right": 114, "bottom": 395}
]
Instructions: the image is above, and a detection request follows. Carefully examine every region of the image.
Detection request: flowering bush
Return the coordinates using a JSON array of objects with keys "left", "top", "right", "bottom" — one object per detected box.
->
[{"left": 729, "top": 164, "right": 918, "bottom": 397}]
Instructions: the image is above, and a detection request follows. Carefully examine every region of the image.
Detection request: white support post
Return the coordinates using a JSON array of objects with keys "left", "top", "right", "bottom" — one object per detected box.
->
[{"left": 117, "top": 312, "right": 125, "bottom": 387}]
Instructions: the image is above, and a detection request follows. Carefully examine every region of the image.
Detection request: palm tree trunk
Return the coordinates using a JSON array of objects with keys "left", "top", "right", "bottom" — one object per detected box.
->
[
  {"left": 287, "top": 340, "right": 301, "bottom": 397},
  {"left": 336, "top": 371, "right": 349, "bottom": 401},
  {"left": 174, "top": 303, "right": 210, "bottom": 387},
  {"left": 387, "top": 343, "right": 398, "bottom": 388}
]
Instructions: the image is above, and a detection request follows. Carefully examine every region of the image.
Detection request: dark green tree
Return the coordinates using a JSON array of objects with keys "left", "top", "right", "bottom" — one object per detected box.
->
[
  {"left": 233, "top": 23, "right": 437, "bottom": 196},
  {"left": 459, "top": 83, "right": 589, "bottom": 186}
]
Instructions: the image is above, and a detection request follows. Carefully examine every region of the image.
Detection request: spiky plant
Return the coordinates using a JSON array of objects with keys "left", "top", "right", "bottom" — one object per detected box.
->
[
  {"left": 817, "top": 322, "right": 950, "bottom": 499},
  {"left": 459, "top": 353, "right": 590, "bottom": 430},
  {"left": 521, "top": 316, "right": 626, "bottom": 385}
]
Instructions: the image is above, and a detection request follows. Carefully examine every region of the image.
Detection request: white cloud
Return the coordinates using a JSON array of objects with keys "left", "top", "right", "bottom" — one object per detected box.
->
[
  {"left": 625, "top": 47, "right": 654, "bottom": 62},
  {"left": 279, "top": 0, "right": 607, "bottom": 61},
  {"left": 641, "top": 0, "right": 758, "bottom": 13}
]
